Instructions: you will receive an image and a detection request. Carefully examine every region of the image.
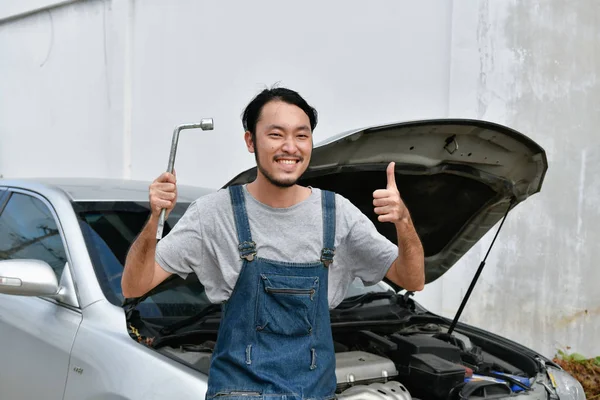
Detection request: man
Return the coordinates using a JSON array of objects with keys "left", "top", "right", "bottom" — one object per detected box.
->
[{"left": 121, "top": 87, "right": 425, "bottom": 400}]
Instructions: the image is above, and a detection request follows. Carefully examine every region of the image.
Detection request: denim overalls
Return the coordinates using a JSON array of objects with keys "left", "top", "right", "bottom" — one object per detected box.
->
[{"left": 205, "top": 185, "right": 337, "bottom": 400}]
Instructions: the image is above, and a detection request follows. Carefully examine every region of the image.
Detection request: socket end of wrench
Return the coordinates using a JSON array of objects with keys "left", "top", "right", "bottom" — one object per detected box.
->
[{"left": 200, "top": 118, "right": 214, "bottom": 130}]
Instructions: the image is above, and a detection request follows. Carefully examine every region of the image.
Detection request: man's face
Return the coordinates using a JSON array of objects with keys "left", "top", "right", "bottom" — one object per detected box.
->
[{"left": 246, "top": 101, "right": 313, "bottom": 188}]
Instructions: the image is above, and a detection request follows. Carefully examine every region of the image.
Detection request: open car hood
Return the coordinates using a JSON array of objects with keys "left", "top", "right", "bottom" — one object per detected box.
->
[{"left": 224, "top": 118, "right": 547, "bottom": 285}]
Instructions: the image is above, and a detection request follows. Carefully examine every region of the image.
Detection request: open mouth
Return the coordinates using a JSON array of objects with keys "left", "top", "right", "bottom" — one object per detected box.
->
[
  {"left": 275, "top": 157, "right": 301, "bottom": 164},
  {"left": 275, "top": 158, "right": 302, "bottom": 169}
]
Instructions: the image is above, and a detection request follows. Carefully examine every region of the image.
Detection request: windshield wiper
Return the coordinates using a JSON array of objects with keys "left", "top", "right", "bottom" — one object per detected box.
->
[
  {"left": 158, "top": 303, "right": 222, "bottom": 337},
  {"left": 150, "top": 304, "right": 222, "bottom": 350},
  {"left": 336, "top": 291, "right": 396, "bottom": 309}
]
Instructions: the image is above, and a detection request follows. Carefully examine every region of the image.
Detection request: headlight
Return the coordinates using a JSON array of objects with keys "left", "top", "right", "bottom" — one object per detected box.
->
[{"left": 547, "top": 367, "right": 586, "bottom": 400}]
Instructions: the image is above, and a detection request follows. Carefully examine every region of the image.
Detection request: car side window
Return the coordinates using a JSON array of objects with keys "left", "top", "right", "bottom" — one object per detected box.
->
[{"left": 0, "top": 192, "right": 67, "bottom": 279}]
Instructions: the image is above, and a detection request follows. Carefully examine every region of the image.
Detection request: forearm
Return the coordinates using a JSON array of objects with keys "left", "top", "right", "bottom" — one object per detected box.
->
[
  {"left": 374, "top": 162, "right": 425, "bottom": 290},
  {"left": 121, "top": 216, "right": 159, "bottom": 298},
  {"left": 389, "top": 215, "right": 425, "bottom": 291}
]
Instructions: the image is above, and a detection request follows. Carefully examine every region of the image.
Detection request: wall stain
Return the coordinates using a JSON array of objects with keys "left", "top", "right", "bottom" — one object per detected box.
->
[
  {"left": 557, "top": 307, "right": 600, "bottom": 329},
  {"left": 39, "top": 10, "right": 54, "bottom": 67},
  {"left": 476, "top": 0, "right": 492, "bottom": 118}
]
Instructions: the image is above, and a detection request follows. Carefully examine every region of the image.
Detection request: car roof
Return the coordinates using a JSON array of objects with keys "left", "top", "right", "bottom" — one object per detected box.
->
[{"left": 0, "top": 177, "right": 215, "bottom": 202}]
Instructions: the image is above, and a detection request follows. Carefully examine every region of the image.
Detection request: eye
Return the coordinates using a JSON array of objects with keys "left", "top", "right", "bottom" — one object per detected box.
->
[{"left": 269, "top": 132, "right": 282, "bottom": 137}]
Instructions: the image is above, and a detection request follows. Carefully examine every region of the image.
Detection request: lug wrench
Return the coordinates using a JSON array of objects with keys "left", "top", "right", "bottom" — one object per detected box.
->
[{"left": 156, "top": 119, "right": 214, "bottom": 239}]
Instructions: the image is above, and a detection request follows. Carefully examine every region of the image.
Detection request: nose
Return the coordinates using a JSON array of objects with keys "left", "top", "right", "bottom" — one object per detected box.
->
[{"left": 281, "top": 136, "right": 299, "bottom": 154}]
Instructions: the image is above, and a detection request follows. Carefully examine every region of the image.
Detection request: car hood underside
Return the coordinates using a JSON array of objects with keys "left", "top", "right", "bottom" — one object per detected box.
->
[{"left": 225, "top": 118, "right": 548, "bottom": 284}]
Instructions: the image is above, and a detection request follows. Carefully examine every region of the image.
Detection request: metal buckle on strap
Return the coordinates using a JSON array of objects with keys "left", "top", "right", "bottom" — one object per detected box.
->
[
  {"left": 320, "top": 248, "right": 335, "bottom": 268},
  {"left": 242, "top": 252, "right": 256, "bottom": 262},
  {"left": 238, "top": 241, "right": 257, "bottom": 262}
]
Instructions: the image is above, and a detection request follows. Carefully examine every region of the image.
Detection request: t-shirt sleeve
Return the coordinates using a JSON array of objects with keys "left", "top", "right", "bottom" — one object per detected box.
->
[
  {"left": 155, "top": 201, "right": 203, "bottom": 279},
  {"left": 335, "top": 197, "right": 398, "bottom": 286}
]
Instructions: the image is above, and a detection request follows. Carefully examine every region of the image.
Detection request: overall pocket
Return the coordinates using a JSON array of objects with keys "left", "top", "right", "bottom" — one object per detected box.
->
[{"left": 256, "top": 274, "right": 319, "bottom": 336}]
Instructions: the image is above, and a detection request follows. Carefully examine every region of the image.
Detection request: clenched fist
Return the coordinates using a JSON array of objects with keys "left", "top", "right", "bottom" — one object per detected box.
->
[
  {"left": 149, "top": 171, "right": 177, "bottom": 218},
  {"left": 373, "top": 162, "right": 409, "bottom": 224}
]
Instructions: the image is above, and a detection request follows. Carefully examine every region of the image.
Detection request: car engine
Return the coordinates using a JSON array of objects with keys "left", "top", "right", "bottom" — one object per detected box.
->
[
  {"left": 338, "top": 381, "right": 412, "bottom": 400},
  {"left": 159, "top": 321, "right": 553, "bottom": 400},
  {"left": 329, "top": 323, "right": 551, "bottom": 400}
]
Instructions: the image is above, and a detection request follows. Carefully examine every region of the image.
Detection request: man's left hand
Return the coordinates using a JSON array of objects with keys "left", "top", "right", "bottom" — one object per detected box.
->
[{"left": 373, "top": 162, "right": 409, "bottom": 224}]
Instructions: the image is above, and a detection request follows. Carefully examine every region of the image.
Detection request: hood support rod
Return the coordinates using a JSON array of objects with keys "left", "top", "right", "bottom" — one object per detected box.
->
[{"left": 447, "top": 197, "right": 516, "bottom": 335}]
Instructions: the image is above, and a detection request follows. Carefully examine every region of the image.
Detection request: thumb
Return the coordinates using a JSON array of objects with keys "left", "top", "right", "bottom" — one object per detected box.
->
[{"left": 386, "top": 162, "right": 397, "bottom": 189}]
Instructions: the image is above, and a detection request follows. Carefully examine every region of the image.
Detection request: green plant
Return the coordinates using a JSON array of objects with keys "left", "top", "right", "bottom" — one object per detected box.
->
[
  {"left": 557, "top": 349, "right": 600, "bottom": 365},
  {"left": 554, "top": 348, "right": 600, "bottom": 399}
]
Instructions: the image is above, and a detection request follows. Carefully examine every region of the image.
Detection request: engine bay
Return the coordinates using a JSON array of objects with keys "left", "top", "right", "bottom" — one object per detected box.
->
[
  {"left": 154, "top": 321, "right": 553, "bottom": 400},
  {"left": 126, "top": 274, "right": 554, "bottom": 399},
  {"left": 330, "top": 322, "right": 544, "bottom": 399}
]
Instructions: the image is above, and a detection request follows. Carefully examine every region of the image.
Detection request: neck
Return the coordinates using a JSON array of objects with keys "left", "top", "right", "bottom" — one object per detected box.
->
[{"left": 247, "top": 174, "right": 310, "bottom": 208}]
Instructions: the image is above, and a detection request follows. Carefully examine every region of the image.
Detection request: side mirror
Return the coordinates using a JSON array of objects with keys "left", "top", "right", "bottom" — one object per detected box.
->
[{"left": 0, "top": 259, "right": 59, "bottom": 297}]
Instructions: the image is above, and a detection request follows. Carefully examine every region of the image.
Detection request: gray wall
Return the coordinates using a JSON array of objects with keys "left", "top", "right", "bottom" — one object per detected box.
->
[
  {"left": 433, "top": 0, "right": 599, "bottom": 360},
  {"left": 1, "top": 0, "right": 598, "bottom": 358}
]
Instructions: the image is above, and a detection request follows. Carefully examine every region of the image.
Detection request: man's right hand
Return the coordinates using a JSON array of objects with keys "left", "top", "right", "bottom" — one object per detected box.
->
[
  {"left": 149, "top": 172, "right": 178, "bottom": 219},
  {"left": 122, "top": 171, "right": 177, "bottom": 298}
]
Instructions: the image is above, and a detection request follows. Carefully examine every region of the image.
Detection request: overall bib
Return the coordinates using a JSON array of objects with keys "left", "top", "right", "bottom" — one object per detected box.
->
[{"left": 205, "top": 185, "right": 337, "bottom": 400}]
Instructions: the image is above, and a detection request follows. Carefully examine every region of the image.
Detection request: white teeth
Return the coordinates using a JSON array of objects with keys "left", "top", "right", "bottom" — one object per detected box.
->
[{"left": 278, "top": 160, "right": 297, "bottom": 164}]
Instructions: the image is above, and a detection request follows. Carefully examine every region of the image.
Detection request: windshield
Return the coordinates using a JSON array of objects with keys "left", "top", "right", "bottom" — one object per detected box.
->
[{"left": 74, "top": 200, "right": 393, "bottom": 320}]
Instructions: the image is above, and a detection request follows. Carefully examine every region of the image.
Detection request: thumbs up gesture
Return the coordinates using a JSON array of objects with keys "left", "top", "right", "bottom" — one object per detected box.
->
[{"left": 373, "top": 162, "right": 409, "bottom": 224}]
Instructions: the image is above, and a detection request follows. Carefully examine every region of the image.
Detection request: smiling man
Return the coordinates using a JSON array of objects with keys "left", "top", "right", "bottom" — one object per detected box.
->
[{"left": 122, "top": 87, "right": 425, "bottom": 400}]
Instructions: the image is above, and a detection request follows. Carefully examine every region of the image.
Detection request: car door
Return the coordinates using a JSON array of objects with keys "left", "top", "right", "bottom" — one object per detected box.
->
[{"left": 0, "top": 189, "right": 83, "bottom": 400}]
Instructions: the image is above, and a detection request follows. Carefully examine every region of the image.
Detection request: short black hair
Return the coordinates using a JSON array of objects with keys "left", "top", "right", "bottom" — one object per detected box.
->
[{"left": 242, "top": 86, "right": 318, "bottom": 138}]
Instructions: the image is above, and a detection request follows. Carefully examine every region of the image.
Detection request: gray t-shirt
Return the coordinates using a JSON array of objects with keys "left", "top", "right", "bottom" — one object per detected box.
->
[{"left": 156, "top": 185, "right": 398, "bottom": 309}]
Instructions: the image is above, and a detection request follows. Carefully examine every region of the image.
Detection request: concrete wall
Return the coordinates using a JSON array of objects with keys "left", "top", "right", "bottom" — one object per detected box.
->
[
  {"left": 1, "top": 0, "right": 597, "bottom": 358},
  {"left": 415, "top": 0, "right": 600, "bottom": 359},
  {"left": 0, "top": 0, "right": 127, "bottom": 179}
]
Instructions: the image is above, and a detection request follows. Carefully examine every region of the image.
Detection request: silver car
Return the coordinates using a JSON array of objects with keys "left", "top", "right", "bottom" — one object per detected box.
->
[{"left": 0, "top": 119, "right": 585, "bottom": 400}]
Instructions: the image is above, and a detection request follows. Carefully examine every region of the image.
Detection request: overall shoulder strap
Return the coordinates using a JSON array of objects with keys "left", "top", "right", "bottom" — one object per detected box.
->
[
  {"left": 320, "top": 190, "right": 336, "bottom": 267},
  {"left": 228, "top": 185, "right": 256, "bottom": 261}
]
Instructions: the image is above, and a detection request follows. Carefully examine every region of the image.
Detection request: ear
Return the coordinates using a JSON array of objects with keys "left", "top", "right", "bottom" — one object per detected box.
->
[{"left": 244, "top": 131, "right": 255, "bottom": 153}]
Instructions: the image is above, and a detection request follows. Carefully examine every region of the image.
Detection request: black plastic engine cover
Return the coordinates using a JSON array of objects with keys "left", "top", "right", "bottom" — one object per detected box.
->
[
  {"left": 389, "top": 333, "right": 462, "bottom": 364},
  {"left": 400, "top": 353, "right": 466, "bottom": 399}
]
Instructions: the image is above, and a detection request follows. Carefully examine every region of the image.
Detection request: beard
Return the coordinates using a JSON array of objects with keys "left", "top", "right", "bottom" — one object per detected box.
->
[{"left": 254, "top": 148, "right": 305, "bottom": 188}]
